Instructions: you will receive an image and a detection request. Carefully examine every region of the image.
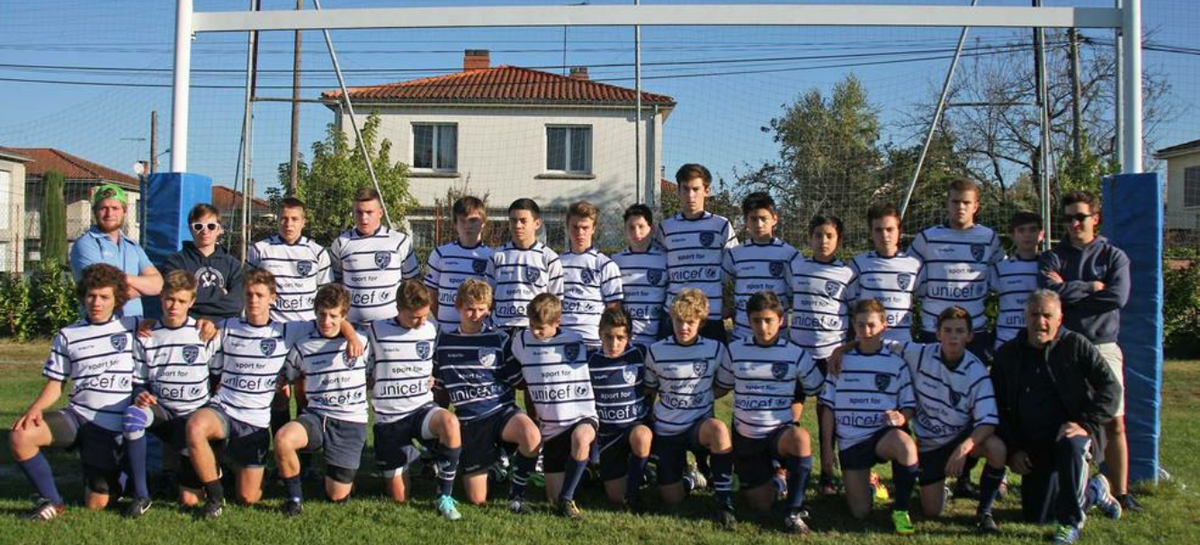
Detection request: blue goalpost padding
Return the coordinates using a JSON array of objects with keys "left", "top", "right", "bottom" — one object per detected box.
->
[
  {"left": 1102, "top": 172, "right": 1163, "bottom": 484},
  {"left": 141, "top": 172, "right": 212, "bottom": 320}
]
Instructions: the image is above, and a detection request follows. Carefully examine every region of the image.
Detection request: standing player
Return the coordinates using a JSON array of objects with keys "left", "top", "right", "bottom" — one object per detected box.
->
[
  {"left": 425, "top": 195, "right": 493, "bottom": 333},
  {"left": 819, "top": 299, "right": 919, "bottom": 535},
  {"left": 612, "top": 204, "right": 669, "bottom": 347},
  {"left": 123, "top": 270, "right": 218, "bottom": 517},
  {"left": 511, "top": 294, "right": 598, "bottom": 518},
  {"left": 9, "top": 264, "right": 139, "bottom": 520},
  {"left": 433, "top": 279, "right": 542, "bottom": 510},
  {"left": 161, "top": 204, "right": 245, "bottom": 321},
  {"left": 368, "top": 281, "right": 464, "bottom": 520},
  {"left": 560, "top": 201, "right": 624, "bottom": 349},
  {"left": 718, "top": 291, "right": 823, "bottom": 534},
  {"left": 487, "top": 198, "right": 564, "bottom": 333},
  {"left": 330, "top": 187, "right": 420, "bottom": 325},
  {"left": 991, "top": 211, "right": 1043, "bottom": 350},
  {"left": 849, "top": 203, "right": 922, "bottom": 342},
  {"left": 645, "top": 288, "right": 737, "bottom": 528},
  {"left": 655, "top": 164, "right": 738, "bottom": 342},
  {"left": 587, "top": 308, "right": 653, "bottom": 509},
  {"left": 722, "top": 192, "right": 799, "bottom": 341}
]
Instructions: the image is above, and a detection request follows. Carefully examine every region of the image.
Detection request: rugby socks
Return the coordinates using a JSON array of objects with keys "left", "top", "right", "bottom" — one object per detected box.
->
[
  {"left": 435, "top": 445, "right": 462, "bottom": 497},
  {"left": 710, "top": 451, "right": 735, "bottom": 507},
  {"left": 559, "top": 458, "right": 588, "bottom": 502},
  {"left": 978, "top": 464, "right": 1007, "bottom": 515},
  {"left": 283, "top": 475, "right": 304, "bottom": 504},
  {"left": 892, "top": 461, "right": 920, "bottom": 512},
  {"left": 785, "top": 455, "right": 814, "bottom": 511},
  {"left": 126, "top": 434, "right": 151, "bottom": 500},
  {"left": 509, "top": 452, "right": 539, "bottom": 500},
  {"left": 17, "top": 453, "right": 62, "bottom": 505},
  {"left": 625, "top": 455, "right": 649, "bottom": 502},
  {"left": 204, "top": 478, "right": 225, "bottom": 505}
]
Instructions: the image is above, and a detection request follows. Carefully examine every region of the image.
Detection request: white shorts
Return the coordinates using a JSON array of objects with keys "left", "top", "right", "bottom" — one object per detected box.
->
[{"left": 1094, "top": 342, "right": 1125, "bottom": 418}]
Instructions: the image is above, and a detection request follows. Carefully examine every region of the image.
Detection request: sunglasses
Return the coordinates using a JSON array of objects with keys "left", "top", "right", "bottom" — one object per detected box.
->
[
  {"left": 1061, "top": 213, "right": 1094, "bottom": 223},
  {"left": 191, "top": 222, "right": 220, "bottom": 232}
]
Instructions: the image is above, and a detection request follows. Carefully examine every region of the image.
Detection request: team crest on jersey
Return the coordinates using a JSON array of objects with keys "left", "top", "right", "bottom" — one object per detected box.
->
[
  {"left": 622, "top": 368, "right": 638, "bottom": 384},
  {"left": 472, "top": 258, "right": 488, "bottom": 275},
  {"left": 897, "top": 273, "right": 913, "bottom": 291},
  {"left": 295, "top": 260, "right": 314, "bottom": 277},
  {"left": 700, "top": 232, "right": 715, "bottom": 248},
  {"left": 260, "top": 339, "right": 277, "bottom": 356},
  {"left": 182, "top": 345, "right": 200, "bottom": 364},
  {"left": 478, "top": 349, "right": 497, "bottom": 367},
  {"left": 110, "top": 334, "right": 128, "bottom": 351},
  {"left": 949, "top": 390, "right": 963, "bottom": 407},
  {"left": 874, "top": 373, "right": 892, "bottom": 391},
  {"left": 647, "top": 268, "right": 664, "bottom": 286},
  {"left": 581, "top": 268, "right": 597, "bottom": 286},
  {"left": 524, "top": 267, "right": 541, "bottom": 284},
  {"left": 824, "top": 280, "right": 841, "bottom": 297},
  {"left": 970, "top": 244, "right": 986, "bottom": 263},
  {"left": 564, "top": 343, "right": 581, "bottom": 362},
  {"left": 769, "top": 261, "right": 786, "bottom": 278},
  {"left": 771, "top": 362, "right": 789, "bottom": 380},
  {"left": 692, "top": 361, "right": 707, "bottom": 376},
  {"left": 416, "top": 341, "right": 432, "bottom": 360},
  {"left": 374, "top": 251, "right": 392, "bottom": 269}
]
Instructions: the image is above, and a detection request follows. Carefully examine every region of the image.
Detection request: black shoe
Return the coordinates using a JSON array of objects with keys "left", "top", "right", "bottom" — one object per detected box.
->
[
  {"left": 281, "top": 499, "right": 303, "bottom": 517},
  {"left": 976, "top": 512, "right": 1000, "bottom": 534},
  {"left": 122, "top": 497, "right": 153, "bottom": 519},
  {"left": 784, "top": 510, "right": 812, "bottom": 535},
  {"left": 715, "top": 504, "right": 737, "bottom": 530},
  {"left": 623, "top": 495, "right": 644, "bottom": 514},
  {"left": 199, "top": 499, "right": 223, "bottom": 520},
  {"left": 954, "top": 479, "right": 979, "bottom": 500},
  {"left": 1118, "top": 493, "right": 1144, "bottom": 512},
  {"left": 557, "top": 499, "right": 582, "bottom": 520}
]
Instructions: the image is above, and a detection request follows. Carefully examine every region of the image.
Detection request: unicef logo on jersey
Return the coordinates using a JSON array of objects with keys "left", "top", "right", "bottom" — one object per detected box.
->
[
  {"left": 260, "top": 339, "right": 277, "bottom": 356},
  {"left": 295, "top": 260, "right": 315, "bottom": 277},
  {"left": 824, "top": 280, "right": 841, "bottom": 297},
  {"left": 182, "top": 345, "right": 200, "bottom": 364},
  {"left": 472, "top": 259, "right": 488, "bottom": 275},
  {"left": 478, "top": 349, "right": 497, "bottom": 367},
  {"left": 574, "top": 384, "right": 590, "bottom": 397},
  {"left": 874, "top": 373, "right": 892, "bottom": 391},
  {"left": 692, "top": 361, "right": 707, "bottom": 376},
  {"left": 771, "top": 362, "right": 789, "bottom": 380},
  {"left": 374, "top": 251, "right": 392, "bottom": 269},
  {"left": 564, "top": 343, "right": 582, "bottom": 362},
  {"left": 699, "top": 232, "right": 716, "bottom": 248},
  {"left": 416, "top": 341, "right": 432, "bottom": 360},
  {"left": 580, "top": 268, "right": 597, "bottom": 286},
  {"left": 622, "top": 368, "right": 638, "bottom": 384},
  {"left": 769, "top": 261, "right": 786, "bottom": 279},
  {"left": 647, "top": 269, "right": 665, "bottom": 286},
  {"left": 970, "top": 244, "right": 986, "bottom": 263},
  {"left": 524, "top": 268, "right": 541, "bottom": 284},
  {"left": 110, "top": 334, "right": 128, "bottom": 351},
  {"left": 897, "top": 273, "right": 913, "bottom": 291}
]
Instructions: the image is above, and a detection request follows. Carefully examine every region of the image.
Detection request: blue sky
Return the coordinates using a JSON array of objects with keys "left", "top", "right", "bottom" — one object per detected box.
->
[{"left": 0, "top": 0, "right": 1195, "bottom": 197}]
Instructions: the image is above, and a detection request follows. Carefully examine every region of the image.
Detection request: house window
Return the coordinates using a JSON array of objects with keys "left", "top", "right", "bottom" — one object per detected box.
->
[
  {"left": 413, "top": 123, "right": 458, "bottom": 171},
  {"left": 1186, "top": 166, "right": 1200, "bottom": 208},
  {"left": 546, "top": 126, "right": 592, "bottom": 174},
  {"left": 0, "top": 170, "right": 10, "bottom": 230}
]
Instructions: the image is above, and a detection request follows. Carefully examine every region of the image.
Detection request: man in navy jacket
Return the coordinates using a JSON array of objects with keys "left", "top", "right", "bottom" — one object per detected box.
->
[{"left": 161, "top": 203, "right": 245, "bottom": 321}]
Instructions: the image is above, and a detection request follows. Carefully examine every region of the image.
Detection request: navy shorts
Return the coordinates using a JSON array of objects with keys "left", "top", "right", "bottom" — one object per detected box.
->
[
  {"left": 373, "top": 403, "right": 441, "bottom": 473},
  {"left": 147, "top": 408, "right": 202, "bottom": 489},
  {"left": 296, "top": 411, "right": 367, "bottom": 474},
  {"left": 598, "top": 423, "right": 649, "bottom": 481},
  {"left": 918, "top": 431, "right": 974, "bottom": 486},
  {"left": 541, "top": 419, "right": 598, "bottom": 473},
  {"left": 839, "top": 427, "right": 903, "bottom": 471},
  {"left": 459, "top": 407, "right": 521, "bottom": 475},
  {"left": 733, "top": 425, "right": 792, "bottom": 489},
  {"left": 52, "top": 410, "right": 125, "bottom": 494},
  {"left": 651, "top": 419, "right": 707, "bottom": 486},
  {"left": 206, "top": 404, "right": 271, "bottom": 469}
]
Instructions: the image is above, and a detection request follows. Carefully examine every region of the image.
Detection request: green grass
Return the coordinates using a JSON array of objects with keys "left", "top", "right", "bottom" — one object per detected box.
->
[{"left": 0, "top": 340, "right": 1196, "bottom": 544}]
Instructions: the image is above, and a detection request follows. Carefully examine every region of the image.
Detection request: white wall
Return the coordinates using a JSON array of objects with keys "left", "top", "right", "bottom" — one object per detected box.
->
[
  {"left": 1165, "top": 150, "right": 1200, "bottom": 231},
  {"left": 0, "top": 159, "right": 25, "bottom": 272}
]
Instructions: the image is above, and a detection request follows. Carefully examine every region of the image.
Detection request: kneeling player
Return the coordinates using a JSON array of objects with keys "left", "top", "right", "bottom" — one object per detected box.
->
[
  {"left": 819, "top": 299, "right": 919, "bottom": 534},
  {"left": 587, "top": 308, "right": 653, "bottom": 510},
  {"left": 645, "top": 288, "right": 737, "bottom": 528},
  {"left": 275, "top": 284, "right": 371, "bottom": 515},
  {"left": 368, "top": 281, "right": 463, "bottom": 520},
  {"left": 434, "top": 279, "right": 542, "bottom": 511},
  {"left": 512, "top": 294, "right": 598, "bottom": 518},
  {"left": 718, "top": 291, "right": 824, "bottom": 534},
  {"left": 9, "top": 264, "right": 139, "bottom": 520},
  {"left": 123, "top": 270, "right": 218, "bottom": 517}
]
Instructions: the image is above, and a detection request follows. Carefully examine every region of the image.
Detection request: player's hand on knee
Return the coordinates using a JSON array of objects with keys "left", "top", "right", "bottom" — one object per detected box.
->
[{"left": 12, "top": 408, "right": 43, "bottom": 431}]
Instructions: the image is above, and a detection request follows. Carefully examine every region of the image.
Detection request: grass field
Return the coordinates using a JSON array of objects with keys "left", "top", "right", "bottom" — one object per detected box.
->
[{"left": 0, "top": 340, "right": 1196, "bottom": 545}]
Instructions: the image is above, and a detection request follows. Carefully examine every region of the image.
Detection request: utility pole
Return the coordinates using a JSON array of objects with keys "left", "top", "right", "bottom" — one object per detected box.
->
[
  {"left": 149, "top": 110, "right": 158, "bottom": 174},
  {"left": 1068, "top": 27, "right": 1084, "bottom": 164},
  {"left": 289, "top": 0, "right": 302, "bottom": 195}
]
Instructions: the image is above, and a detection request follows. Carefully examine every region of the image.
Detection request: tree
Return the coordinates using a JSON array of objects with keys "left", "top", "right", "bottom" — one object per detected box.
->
[
  {"left": 40, "top": 170, "right": 67, "bottom": 266},
  {"left": 274, "top": 113, "right": 417, "bottom": 245}
]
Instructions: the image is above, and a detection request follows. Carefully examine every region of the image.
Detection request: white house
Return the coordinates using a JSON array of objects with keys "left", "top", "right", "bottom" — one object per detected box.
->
[
  {"left": 0, "top": 147, "right": 31, "bottom": 272},
  {"left": 1155, "top": 139, "right": 1200, "bottom": 233},
  {"left": 322, "top": 50, "right": 675, "bottom": 247}
]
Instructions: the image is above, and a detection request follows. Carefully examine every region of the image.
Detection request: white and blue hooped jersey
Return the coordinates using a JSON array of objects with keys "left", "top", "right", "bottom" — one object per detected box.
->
[
  {"left": 817, "top": 347, "right": 915, "bottom": 449},
  {"left": 366, "top": 318, "right": 439, "bottom": 424},
  {"left": 45, "top": 317, "right": 140, "bottom": 432},
  {"left": 247, "top": 235, "right": 333, "bottom": 323},
  {"left": 909, "top": 224, "right": 1004, "bottom": 333},
  {"left": 285, "top": 329, "right": 371, "bottom": 424},
  {"left": 654, "top": 212, "right": 739, "bottom": 321},
  {"left": 433, "top": 327, "right": 519, "bottom": 423},
  {"left": 611, "top": 246, "right": 669, "bottom": 346},
  {"left": 486, "top": 241, "right": 564, "bottom": 329},
  {"left": 329, "top": 226, "right": 420, "bottom": 325},
  {"left": 719, "top": 336, "right": 824, "bottom": 439},
  {"left": 644, "top": 336, "right": 730, "bottom": 436},
  {"left": 990, "top": 255, "right": 1040, "bottom": 348},
  {"left": 587, "top": 346, "right": 648, "bottom": 435},
  {"left": 560, "top": 247, "right": 624, "bottom": 346},
  {"left": 722, "top": 238, "right": 799, "bottom": 340},
  {"left": 134, "top": 317, "right": 219, "bottom": 418},
  {"left": 886, "top": 341, "right": 999, "bottom": 451},
  {"left": 424, "top": 241, "right": 494, "bottom": 333},
  {"left": 210, "top": 318, "right": 313, "bottom": 429},
  {"left": 511, "top": 330, "right": 597, "bottom": 440},
  {"left": 789, "top": 256, "right": 854, "bottom": 360},
  {"left": 849, "top": 250, "right": 922, "bottom": 342}
]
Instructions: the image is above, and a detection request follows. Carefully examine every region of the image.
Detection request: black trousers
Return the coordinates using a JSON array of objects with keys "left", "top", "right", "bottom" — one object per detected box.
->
[{"left": 1020, "top": 435, "right": 1092, "bottom": 527}]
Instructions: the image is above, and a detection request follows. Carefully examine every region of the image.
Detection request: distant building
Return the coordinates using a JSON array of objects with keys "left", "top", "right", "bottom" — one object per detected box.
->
[
  {"left": 1155, "top": 139, "right": 1200, "bottom": 233},
  {"left": 0, "top": 147, "right": 32, "bottom": 272}
]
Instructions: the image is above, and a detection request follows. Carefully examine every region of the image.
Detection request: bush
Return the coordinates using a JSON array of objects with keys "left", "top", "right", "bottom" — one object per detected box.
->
[
  {"left": 0, "top": 273, "right": 34, "bottom": 341},
  {"left": 0, "top": 262, "right": 78, "bottom": 340},
  {"left": 1164, "top": 258, "right": 1200, "bottom": 358}
]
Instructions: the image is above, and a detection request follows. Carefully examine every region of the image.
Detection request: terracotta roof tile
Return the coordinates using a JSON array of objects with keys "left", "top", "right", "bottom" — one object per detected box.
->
[
  {"left": 0, "top": 147, "right": 138, "bottom": 189},
  {"left": 212, "top": 185, "right": 270, "bottom": 211}
]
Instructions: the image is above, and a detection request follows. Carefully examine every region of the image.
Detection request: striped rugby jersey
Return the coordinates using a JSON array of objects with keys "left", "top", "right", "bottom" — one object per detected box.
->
[
  {"left": 644, "top": 336, "right": 730, "bottom": 436},
  {"left": 133, "top": 317, "right": 218, "bottom": 418},
  {"left": 329, "top": 226, "right": 420, "bottom": 325},
  {"left": 486, "top": 241, "right": 564, "bottom": 329},
  {"left": 433, "top": 327, "right": 519, "bottom": 423},
  {"left": 654, "top": 212, "right": 738, "bottom": 321},
  {"left": 285, "top": 327, "right": 371, "bottom": 424},
  {"left": 45, "top": 317, "right": 140, "bottom": 432},
  {"left": 611, "top": 246, "right": 668, "bottom": 346},
  {"left": 424, "top": 241, "right": 493, "bottom": 333},
  {"left": 511, "top": 330, "right": 596, "bottom": 440},
  {"left": 909, "top": 224, "right": 1004, "bottom": 333},
  {"left": 990, "top": 255, "right": 1040, "bottom": 348},
  {"left": 366, "top": 318, "right": 439, "bottom": 424},
  {"left": 817, "top": 347, "right": 915, "bottom": 449},
  {"left": 788, "top": 256, "right": 854, "bottom": 359},
  {"left": 885, "top": 340, "right": 999, "bottom": 451},
  {"left": 247, "top": 235, "right": 333, "bottom": 322},
  {"left": 209, "top": 318, "right": 313, "bottom": 429},
  {"left": 722, "top": 238, "right": 799, "bottom": 340},
  {"left": 848, "top": 250, "right": 922, "bottom": 342},
  {"left": 560, "top": 247, "right": 624, "bottom": 346},
  {"left": 587, "top": 346, "right": 648, "bottom": 435},
  {"left": 719, "top": 335, "right": 823, "bottom": 439}
]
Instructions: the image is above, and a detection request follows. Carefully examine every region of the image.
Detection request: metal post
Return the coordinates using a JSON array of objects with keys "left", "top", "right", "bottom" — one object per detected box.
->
[
  {"left": 633, "top": 0, "right": 642, "bottom": 204},
  {"left": 1068, "top": 28, "right": 1083, "bottom": 164},
  {"left": 150, "top": 111, "right": 158, "bottom": 174},
  {"left": 289, "top": 0, "right": 303, "bottom": 196},
  {"left": 171, "top": 0, "right": 193, "bottom": 172},
  {"left": 1114, "top": 0, "right": 1124, "bottom": 170},
  {"left": 1035, "top": 5, "right": 1054, "bottom": 248},
  {"left": 1120, "top": 0, "right": 1142, "bottom": 173},
  {"left": 237, "top": 0, "right": 258, "bottom": 260}
]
